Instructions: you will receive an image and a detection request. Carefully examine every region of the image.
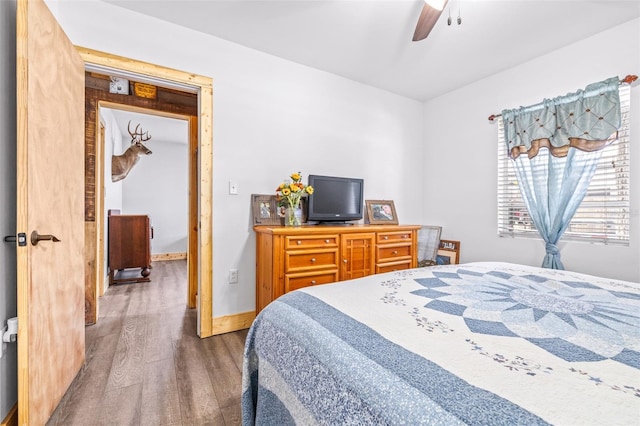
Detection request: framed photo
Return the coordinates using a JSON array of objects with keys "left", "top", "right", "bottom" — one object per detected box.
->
[
  {"left": 365, "top": 200, "right": 398, "bottom": 225},
  {"left": 436, "top": 239, "right": 460, "bottom": 265},
  {"left": 251, "top": 194, "right": 281, "bottom": 226}
]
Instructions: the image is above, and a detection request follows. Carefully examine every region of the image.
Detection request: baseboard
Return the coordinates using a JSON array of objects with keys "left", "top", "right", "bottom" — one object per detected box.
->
[
  {"left": 151, "top": 252, "right": 187, "bottom": 261},
  {"left": 1, "top": 403, "right": 17, "bottom": 426},
  {"left": 211, "top": 311, "right": 255, "bottom": 335}
]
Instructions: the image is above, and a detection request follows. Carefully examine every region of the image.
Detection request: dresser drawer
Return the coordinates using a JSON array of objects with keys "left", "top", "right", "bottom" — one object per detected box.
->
[
  {"left": 254, "top": 224, "right": 420, "bottom": 314},
  {"left": 377, "top": 231, "right": 413, "bottom": 244},
  {"left": 285, "top": 249, "right": 339, "bottom": 272},
  {"left": 376, "top": 260, "right": 412, "bottom": 274},
  {"left": 285, "top": 235, "right": 339, "bottom": 250},
  {"left": 285, "top": 270, "right": 339, "bottom": 292},
  {"left": 377, "top": 244, "right": 412, "bottom": 262}
]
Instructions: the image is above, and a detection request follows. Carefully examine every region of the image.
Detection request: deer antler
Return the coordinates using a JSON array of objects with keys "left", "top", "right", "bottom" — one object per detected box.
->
[
  {"left": 127, "top": 120, "right": 152, "bottom": 143},
  {"left": 127, "top": 120, "right": 139, "bottom": 141}
]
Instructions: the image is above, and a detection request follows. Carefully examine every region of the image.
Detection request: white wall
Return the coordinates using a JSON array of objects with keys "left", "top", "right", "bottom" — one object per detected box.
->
[
  {"left": 0, "top": 0, "right": 17, "bottom": 420},
  {"left": 422, "top": 18, "right": 640, "bottom": 283},
  {"left": 102, "top": 110, "right": 189, "bottom": 257},
  {"left": 49, "top": 0, "right": 425, "bottom": 317},
  {"left": 46, "top": 2, "right": 639, "bottom": 326},
  {"left": 100, "top": 108, "right": 122, "bottom": 287},
  {"left": 122, "top": 139, "right": 188, "bottom": 255},
  {"left": 102, "top": 108, "right": 123, "bottom": 214}
]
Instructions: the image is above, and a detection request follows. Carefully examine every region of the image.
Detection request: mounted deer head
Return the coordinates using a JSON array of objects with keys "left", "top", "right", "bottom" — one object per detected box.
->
[{"left": 111, "top": 121, "right": 153, "bottom": 182}]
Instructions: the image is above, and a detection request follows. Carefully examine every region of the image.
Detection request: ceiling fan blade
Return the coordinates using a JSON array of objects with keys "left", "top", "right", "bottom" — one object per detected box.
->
[{"left": 412, "top": 0, "right": 448, "bottom": 42}]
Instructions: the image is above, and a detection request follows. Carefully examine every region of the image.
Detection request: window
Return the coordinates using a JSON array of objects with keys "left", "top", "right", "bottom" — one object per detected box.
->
[{"left": 497, "top": 84, "right": 630, "bottom": 245}]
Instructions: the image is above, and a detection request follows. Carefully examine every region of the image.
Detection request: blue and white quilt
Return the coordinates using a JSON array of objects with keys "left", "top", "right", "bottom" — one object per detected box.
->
[{"left": 242, "top": 262, "right": 640, "bottom": 425}]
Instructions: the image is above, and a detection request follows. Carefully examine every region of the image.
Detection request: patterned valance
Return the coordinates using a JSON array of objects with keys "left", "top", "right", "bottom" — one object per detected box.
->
[{"left": 502, "top": 77, "right": 621, "bottom": 159}]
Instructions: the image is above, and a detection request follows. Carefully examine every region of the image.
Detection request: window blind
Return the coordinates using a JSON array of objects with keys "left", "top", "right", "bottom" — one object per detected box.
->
[{"left": 497, "top": 84, "right": 630, "bottom": 245}]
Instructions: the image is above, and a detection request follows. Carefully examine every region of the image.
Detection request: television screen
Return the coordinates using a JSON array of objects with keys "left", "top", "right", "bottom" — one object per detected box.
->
[{"left": 307, "top": 175, "right": 364, "bottom": 224}]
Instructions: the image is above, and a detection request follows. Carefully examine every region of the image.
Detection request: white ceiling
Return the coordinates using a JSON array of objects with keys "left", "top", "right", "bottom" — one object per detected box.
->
[
  {"left": 101, "top": 0, "right": 639, "bottom": 141},
  {"left": 101, "top": 0, "right": 640, "bottom": 102}
]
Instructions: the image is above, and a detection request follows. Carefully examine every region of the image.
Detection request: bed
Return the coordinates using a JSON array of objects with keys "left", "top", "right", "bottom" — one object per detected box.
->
[{"left": 242, "top": 262, "right": 640, "bottom": 425}]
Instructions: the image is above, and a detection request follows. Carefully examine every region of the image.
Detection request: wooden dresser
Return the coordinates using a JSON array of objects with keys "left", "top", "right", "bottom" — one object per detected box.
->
[
  {"left": 108, "top": 213, "right": 152, "bottom": 285},
  {"left": 254, "top": 224, "right": 420, "bottom": 313}
]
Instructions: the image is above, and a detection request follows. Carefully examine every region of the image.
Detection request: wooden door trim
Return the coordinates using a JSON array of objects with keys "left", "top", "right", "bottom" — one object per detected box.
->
[
  {"left": 188, "top": 115, "right": 198, "bottom": 309},
  {"left": 97, "top": 120, "right": 105, "bottom": 297},
  {"left": 77, "top": 47, "right": 213, "bottom": 337}
]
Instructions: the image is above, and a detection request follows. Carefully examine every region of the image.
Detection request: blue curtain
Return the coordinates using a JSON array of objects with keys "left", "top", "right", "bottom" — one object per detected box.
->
[{"left": 502, "top": 77, "right": 621, "bottom": 269}]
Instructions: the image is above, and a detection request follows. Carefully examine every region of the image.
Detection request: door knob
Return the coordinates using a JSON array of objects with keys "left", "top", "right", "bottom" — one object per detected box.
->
[{"left": 30, "top": 231, "right": 61, "bottom": 246}]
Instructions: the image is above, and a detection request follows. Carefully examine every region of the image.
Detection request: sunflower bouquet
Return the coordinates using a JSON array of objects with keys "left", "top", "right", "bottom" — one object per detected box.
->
[{"left": 275, "top": 172, "right": 314, "bottom": 210}]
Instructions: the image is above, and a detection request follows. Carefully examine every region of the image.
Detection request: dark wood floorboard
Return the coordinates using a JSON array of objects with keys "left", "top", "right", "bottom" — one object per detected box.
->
[{"left": 47, "top": 260, "right": 249, "bottom": 426}]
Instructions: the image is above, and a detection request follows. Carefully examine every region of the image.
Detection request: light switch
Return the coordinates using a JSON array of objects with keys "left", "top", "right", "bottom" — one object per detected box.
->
[{"left": 229, "top": 181, "right": 238, "bottom": 195}]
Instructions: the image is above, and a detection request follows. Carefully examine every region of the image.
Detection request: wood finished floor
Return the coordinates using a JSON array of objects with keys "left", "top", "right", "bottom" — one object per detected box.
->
[{"left": 47, "top": 260, "right": 248, "bottom": 426}]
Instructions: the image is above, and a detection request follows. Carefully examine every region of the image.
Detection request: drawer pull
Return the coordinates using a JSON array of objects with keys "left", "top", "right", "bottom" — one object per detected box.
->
[
  {"left": 343, "top": 259, "right": 348, "bottom": 263},
  {"left": 297, "top": 240, "right": 302, "bottom": 245},
  {"left": 402, "top": 235, "right": 408, "bottom": 239},
  {"left": 383, "top": 236, "right": 389, "bottom": 240},
  {"left": 392, "top": 250, "right": 398, "bottom": 255},
  {"left": 311, "top": 280, "right": 317, "bottom": 285},
  {"left": 325, "top": 239, "right": 330, "bottom": 243},
  {"left": 310, "top": 258, "right": 316, "bottom": 263}
]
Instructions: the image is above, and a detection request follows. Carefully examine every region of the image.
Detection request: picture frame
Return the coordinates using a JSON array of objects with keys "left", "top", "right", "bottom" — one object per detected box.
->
[
  {"left": 436, "top": 239, "right": 460, "bottom": 265},
  {"left": 365, "top": 200, "right": 398, "bottom": 225},
  {"left": 251, "top": 194, "right": 281, "bottom": 226}
]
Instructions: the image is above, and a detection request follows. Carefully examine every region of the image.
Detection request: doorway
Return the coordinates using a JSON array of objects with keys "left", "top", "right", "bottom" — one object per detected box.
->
[
  {"left": 78, "top": 47, "right": 214, "bottom": 337},
  {"left": 99, "top": 105, "right": 189, "bottom": 292}
]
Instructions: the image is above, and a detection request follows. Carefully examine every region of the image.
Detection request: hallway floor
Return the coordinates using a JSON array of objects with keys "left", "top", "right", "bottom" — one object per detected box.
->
[{"left": 47, "top": 260, "right": 248, "bottom": 425}]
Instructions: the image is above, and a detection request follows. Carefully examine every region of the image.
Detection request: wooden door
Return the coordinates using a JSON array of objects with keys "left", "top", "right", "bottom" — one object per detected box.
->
[
  {"left": 340, "top": 233, "right": 375, "bottom": 280},
  {"left": 16, "top": 0, "right": 86, "bottom": 424}
]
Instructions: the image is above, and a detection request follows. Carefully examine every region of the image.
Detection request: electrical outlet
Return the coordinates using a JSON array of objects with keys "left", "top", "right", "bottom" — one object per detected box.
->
[{"left": 229, "top": 269, "right": 238, "bottom": 284}]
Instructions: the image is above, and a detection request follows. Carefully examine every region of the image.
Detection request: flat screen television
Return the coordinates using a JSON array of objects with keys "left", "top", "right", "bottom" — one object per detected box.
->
[{"left": 307, "top": 174, "right": 364, "bottom": 224}]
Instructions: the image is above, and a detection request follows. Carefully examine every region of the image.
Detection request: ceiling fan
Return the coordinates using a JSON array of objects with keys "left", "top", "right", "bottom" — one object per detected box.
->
[{"left": 412, "top": 0, "right": 449, "bottom": 42}]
